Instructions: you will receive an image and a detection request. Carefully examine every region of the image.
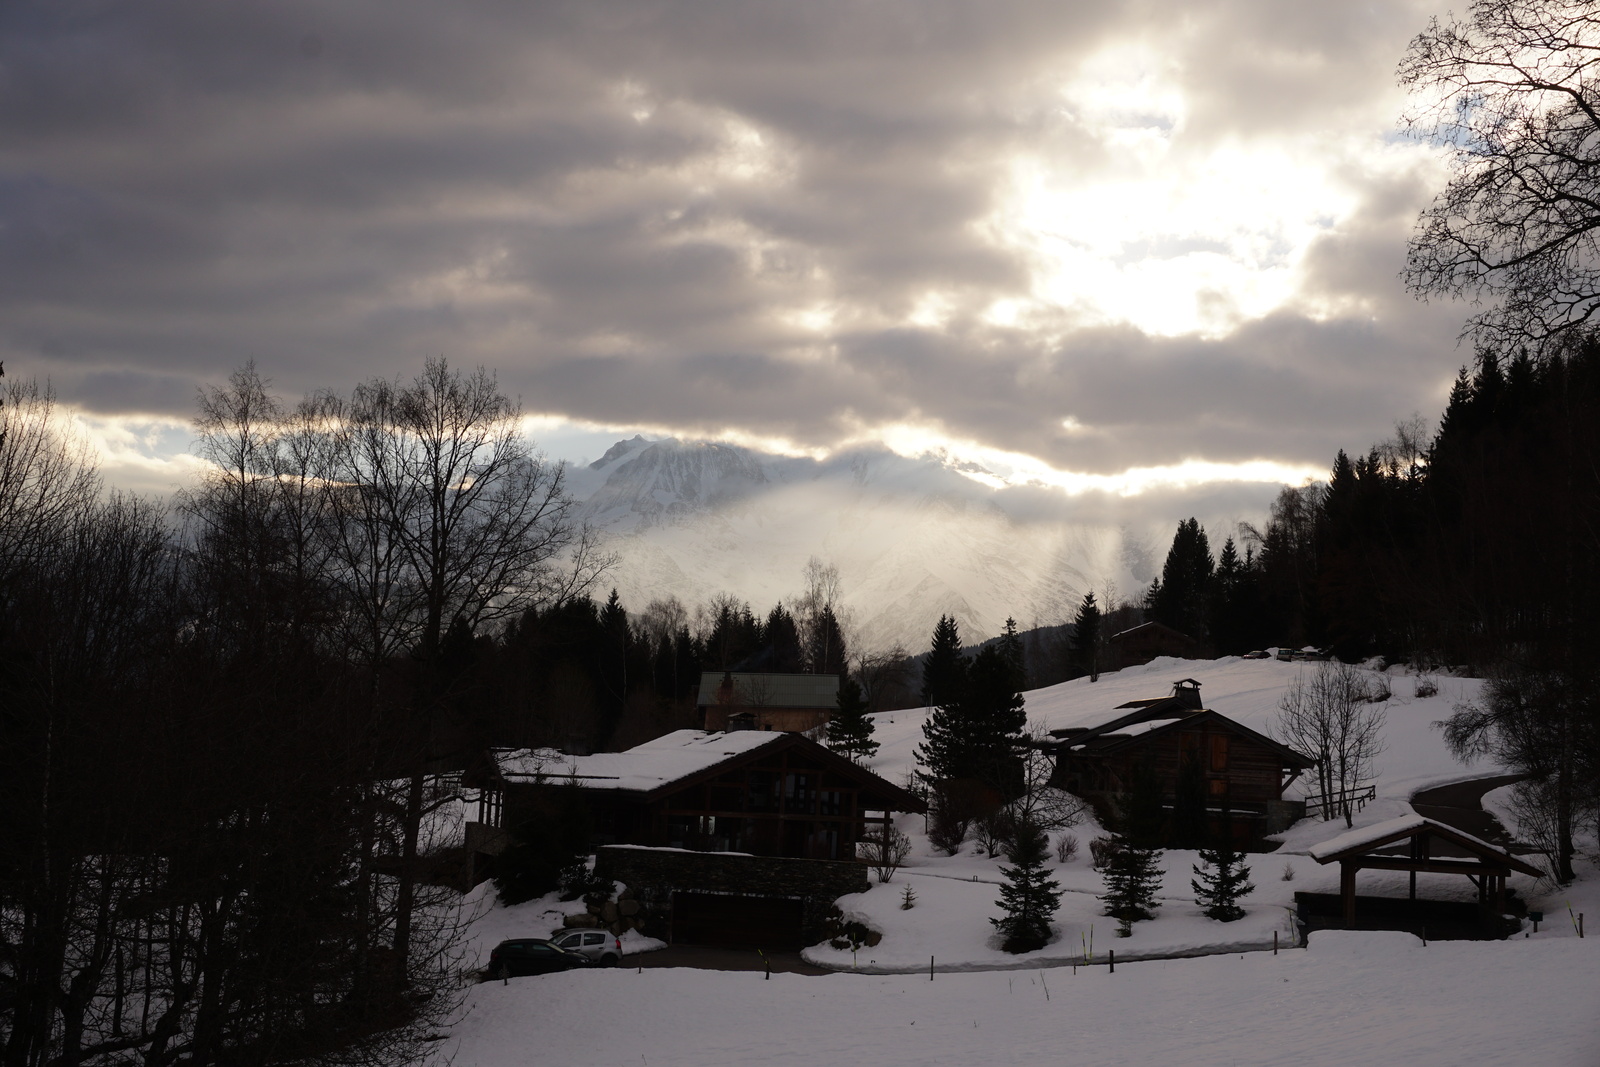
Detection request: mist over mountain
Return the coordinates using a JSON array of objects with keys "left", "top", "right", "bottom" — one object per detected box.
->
[{"left": 566, "top": 436, "right": 1243, "bottom": 653}]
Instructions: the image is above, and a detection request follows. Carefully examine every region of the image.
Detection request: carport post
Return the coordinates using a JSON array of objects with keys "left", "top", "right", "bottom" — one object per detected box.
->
[{"left": 1341, "top": 861, "right": 1357, "bottom": 925}]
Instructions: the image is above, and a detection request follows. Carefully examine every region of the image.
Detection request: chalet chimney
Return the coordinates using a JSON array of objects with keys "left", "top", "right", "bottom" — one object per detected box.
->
[{"left": 1172, "top": 678, "right": 1203, "bottom": 709}]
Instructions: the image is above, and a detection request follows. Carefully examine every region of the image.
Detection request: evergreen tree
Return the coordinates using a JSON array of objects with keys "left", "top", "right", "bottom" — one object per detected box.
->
[
  {"left": 1191, "top": 835, "right": 1254, "bottom": 922},
  {"left": 998, "top": 616, "right": 1027, "bottom": 691},
  {"left": 1100, "top": 759, "right": 1165, "bottom": 935},
  {"left": 915, "top": 643, "right": 1025, "bottom": 795},
  {"left": 1070, "top": 592, "right": 1102, "bottom": 681},
  {"left": 990, "top": 819, "right": 1062, "bottom": 953},
  {"left": 1150, "top": 518, "right": 1214, "bottom": 641},
  {"left": 808, "top": 603, "right": 849, "bottom": 675},
  {"left": 920, "top": 614, "right": 968, "bottom": 708},
  {"left": 763, "top": 602, "right": 805, "bottom": 672},
  {"left": 826, "top": 676, "right": 879, "bottom": 763},
  {"left": 1098, "top": 837, "right": 1164, "bottom": 936}
]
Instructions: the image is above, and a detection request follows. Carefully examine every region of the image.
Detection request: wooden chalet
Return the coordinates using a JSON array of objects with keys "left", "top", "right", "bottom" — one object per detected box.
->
[
  {"left": 470, "top": 729, "right": 923, "bottom": 863},
  {"left": 1107, "top": 621, "right": 1198, "bottom": 669},
  {"left": 1045, "top": 679, "right": 1315, "bottom": 848},
  {"left": 1307, "top": 814, "right": 1543, "bottom": 926},
  {"left": 697, "top": 671, "right": 840, "bottom": 733}
]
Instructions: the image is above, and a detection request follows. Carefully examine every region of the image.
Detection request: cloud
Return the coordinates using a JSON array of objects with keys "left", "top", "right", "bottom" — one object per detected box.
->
[{"left": 0, "top": 0, "right": 1464, "bottom": 504}]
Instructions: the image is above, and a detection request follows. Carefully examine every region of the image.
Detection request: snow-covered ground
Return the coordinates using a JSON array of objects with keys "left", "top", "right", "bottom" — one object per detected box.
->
[
  {"left": 451, "top": 654, "right": 1600, "bottom": 1065},
  {"left": 451, "top": 930, "right": 1600, "bottom": 1067},
  {"left": 797, "top": 654, "right": 1526, "bottom": 972}
]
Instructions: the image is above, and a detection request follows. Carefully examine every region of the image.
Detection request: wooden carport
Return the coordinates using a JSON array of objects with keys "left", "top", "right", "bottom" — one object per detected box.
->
[{"left": 1308, "top": 814, "right": 1543, "bottom": 924}]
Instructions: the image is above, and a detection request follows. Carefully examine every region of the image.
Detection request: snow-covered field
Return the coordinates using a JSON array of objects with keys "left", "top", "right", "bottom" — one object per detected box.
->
[
  {"left": 450, "top": 654, "right": 1600, "bottom": 1066},
  {"left": 453, "top": 930, "right": 1600, "bottom": 1067}
]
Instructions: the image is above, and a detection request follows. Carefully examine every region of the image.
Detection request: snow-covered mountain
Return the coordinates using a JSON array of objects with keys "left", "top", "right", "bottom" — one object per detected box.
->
[{"left": 565, "top": 436, "right": 1158, "bottom": 652}]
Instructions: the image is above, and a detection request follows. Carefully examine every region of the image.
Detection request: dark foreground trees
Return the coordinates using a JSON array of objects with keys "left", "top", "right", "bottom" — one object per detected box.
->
[{"left": 0, "top": 362, "right": 602, "bottom": 1066}]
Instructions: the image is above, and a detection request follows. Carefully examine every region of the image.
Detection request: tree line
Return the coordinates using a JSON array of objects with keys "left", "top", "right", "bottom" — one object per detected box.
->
[{"left": 0, "top": 360, "right": 615, "bottom": 1067}]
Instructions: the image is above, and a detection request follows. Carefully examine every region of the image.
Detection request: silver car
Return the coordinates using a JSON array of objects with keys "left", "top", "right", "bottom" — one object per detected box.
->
[{"left": 551, "top": 928, "right": 623, "bottom": 965}]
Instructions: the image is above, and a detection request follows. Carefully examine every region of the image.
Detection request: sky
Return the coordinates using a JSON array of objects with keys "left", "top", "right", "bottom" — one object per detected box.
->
[{"left": 2, "top": 0, "right": 1469, "bottom": 507}]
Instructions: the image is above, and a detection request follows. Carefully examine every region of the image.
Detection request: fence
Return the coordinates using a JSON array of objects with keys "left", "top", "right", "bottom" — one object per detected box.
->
[{"left": 1302, "top": 783, "right": 1376, "bottom": 820}]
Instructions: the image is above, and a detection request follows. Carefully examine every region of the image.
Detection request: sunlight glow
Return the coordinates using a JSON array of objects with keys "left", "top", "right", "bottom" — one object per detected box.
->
[{"left": 980, "top": 43, "right": 1367, "bottom": 338}]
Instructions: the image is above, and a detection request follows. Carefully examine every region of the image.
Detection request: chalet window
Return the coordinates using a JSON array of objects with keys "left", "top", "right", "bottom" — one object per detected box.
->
[
  {"left": 784, "top": 773, "right": 817, "bottom": 815},
  {"left": 747, "top": 770, "right": 778, "bottom": 812},
  {"left": 1209, "top": 734, "right": 1229, "bottom": 772},
  {"left": 818, "top": 789, "right": 848, "bottom": 816}
]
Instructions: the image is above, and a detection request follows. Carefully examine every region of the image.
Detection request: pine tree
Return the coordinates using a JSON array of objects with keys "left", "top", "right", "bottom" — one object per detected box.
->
[
  {"left": 998, "top": 617, "right": 1027, "bottom": 691},
  {"left": 826, "top": 676, "right": 879, "bottom": 763},
  {"left": 1151, "top": 518, "right": 1214, "bottom": 641},
  {"left": 1099, "top": 836, "right": 1164, "bottom": 936},
  {"left": 915, "top": 644, "right": 1025, "bottom": 795},
  {"left": 991, "top": 819, "right": 1061, "bottom": 953},
  {"left": 1070, "top": 592, "right": 1102, "bottom": 681},
  {"left": 921, "top": 614, "right": 968, "bottom": 708},
  {"left": 1191, "top": 836, "right": 1254, "bottom": 922},
  {"left": 808, "top": 603, "right": 849, "bottom": 675},
  {"left": 1100, "top": 760, "right": 1165, "bottom": 936},
  {"left": 764, "top": 602, "right": 805, "bottom": 672}
]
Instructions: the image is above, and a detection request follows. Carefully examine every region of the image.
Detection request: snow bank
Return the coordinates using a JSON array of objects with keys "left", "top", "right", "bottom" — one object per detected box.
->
[{"left": 450, "top": 931, "right": 1600, "bottom": 1067}]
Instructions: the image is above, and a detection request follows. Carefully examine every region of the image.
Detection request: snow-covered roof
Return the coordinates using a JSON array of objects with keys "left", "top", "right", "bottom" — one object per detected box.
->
[
  {"left": 1307, "top": 813, "right": 1532, "bottom": 870},
  {"left": 494, "top": 729, "right": 784, "bottom": 794}
]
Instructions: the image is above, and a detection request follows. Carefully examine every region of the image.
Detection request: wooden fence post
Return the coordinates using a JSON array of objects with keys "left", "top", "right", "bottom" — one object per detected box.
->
[{"left": 1108, "top": 949, "right": 1115, "bottom": 974}]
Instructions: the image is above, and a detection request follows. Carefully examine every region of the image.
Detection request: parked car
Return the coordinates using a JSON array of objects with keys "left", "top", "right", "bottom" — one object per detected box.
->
[
  {"left": 1275, "top": 648, "right": 1295, "bottom": 662},
  {"left": 486, "top": 938, "right": 595, "bottom": 979},
  {"left": 1242, "top": 650, "right": 1271, "bottom": 660},
  {"left": 551, "top": 928, "right": 623, "bottom": 965}
]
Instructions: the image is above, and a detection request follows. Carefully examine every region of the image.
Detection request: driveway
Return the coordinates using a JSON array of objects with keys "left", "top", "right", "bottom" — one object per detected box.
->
[
  {"left": 1411, "top": 773, "right": 1531, "bottom": 853},
  {"left": 631, "top": 944, "right": 832, "bottom": 975}
]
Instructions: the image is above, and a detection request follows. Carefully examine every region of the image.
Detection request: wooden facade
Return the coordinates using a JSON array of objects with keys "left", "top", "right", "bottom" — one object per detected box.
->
[
  {"left": 1047, "top": 680, "right": 1314, "bottom": 848},
  {"left": 479, "top": 731, "right": 923, "bottom": 864},
  {"left": 1107, "top": 621, "right": 1199, "bottom": 670}
]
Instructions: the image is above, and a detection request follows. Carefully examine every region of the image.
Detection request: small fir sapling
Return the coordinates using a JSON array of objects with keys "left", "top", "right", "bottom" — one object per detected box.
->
[
  {"left": 901, "top": 883, "right": 917, "bottom": 910},
  {"left": 1281, "top": 862, "right": 1295, "bottom": 882},
  {"left": 1099, "top": 760, "right": 1165, "bottom": 936},
  {"left": 991, "top": 819, "right": 1062, "bottom": 953},
  {"left": 1191, "top": 836, "right": 1254, "bottom": 922},
  {"left": 1098, "top": 837, "right": 1163, "bottom": 937},
  {"left": 1056, "top": 833, "right": 1079, "bottom": 863}
]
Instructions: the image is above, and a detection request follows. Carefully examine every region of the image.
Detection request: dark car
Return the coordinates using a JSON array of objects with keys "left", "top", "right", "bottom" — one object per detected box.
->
[{"left": 486, "top": 938, "right": 596, "bottom": 979}]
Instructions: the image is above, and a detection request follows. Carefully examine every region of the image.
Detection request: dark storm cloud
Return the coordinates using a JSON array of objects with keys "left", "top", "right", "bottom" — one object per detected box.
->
[{"left": 0, "top": 0, "right": 1457, "bottom": 481}]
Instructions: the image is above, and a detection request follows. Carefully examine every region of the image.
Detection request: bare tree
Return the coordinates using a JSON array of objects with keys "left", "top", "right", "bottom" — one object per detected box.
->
[
  {"left": 1005, "top": 728, "right": 1090, "bottom": 834},
  {"left": 0, "top": 378, "right": 101, "bottom": 580},
  {"left": 858, "top": 822, "right": 911, "bottom": 884},
  {"left": 1399, "top": 0, "right": 1600, "bottom": 356},
  {"left": 1276, "top": 662, "right": 1388, "bottom": 827}
]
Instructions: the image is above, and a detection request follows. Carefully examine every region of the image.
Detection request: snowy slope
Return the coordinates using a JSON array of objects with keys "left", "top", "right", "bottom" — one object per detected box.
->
[{"left": 861, "top": 654, "right": 1495, "bottom": 804}]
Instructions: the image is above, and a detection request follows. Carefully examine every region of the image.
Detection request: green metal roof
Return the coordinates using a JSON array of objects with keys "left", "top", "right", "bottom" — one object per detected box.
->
[{"left": 695, "top": 671, "right": 840, "bottom": 709}]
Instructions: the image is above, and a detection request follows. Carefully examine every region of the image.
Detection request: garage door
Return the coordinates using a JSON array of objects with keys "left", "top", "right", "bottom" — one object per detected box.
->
[{"left": 670, "top": 892, "right": 805, "bottom": 950}]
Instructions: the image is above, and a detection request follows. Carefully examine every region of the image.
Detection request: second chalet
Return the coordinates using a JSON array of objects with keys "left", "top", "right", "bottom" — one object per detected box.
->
[{"left": 1045, "top": 678, "right": 1315, "bottom": 849}]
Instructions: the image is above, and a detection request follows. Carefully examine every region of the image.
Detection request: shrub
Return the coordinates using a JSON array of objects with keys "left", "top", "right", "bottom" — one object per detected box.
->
[
  {"left": 1056, "top": 833, "right": 1080, "bottom": 864},
  {"left": 1414, "top": 675, "right": 1438, "bottom": 698},
  {"left": 1089, "top": 835, "right": 1121, "bottom": 871}
]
